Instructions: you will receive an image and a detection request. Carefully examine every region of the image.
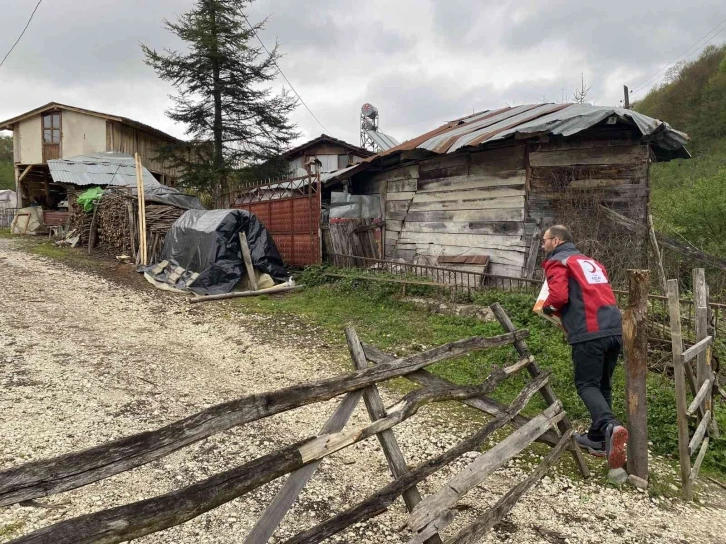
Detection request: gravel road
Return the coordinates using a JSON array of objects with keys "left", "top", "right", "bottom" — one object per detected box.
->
[{"left": 1, "top": 237, "right": 726, "bottom": 543}]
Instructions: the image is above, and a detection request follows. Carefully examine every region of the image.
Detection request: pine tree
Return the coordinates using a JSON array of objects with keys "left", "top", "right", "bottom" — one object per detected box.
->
[{"left": 142, "top": 0, "right": 299, "bottom": 203}]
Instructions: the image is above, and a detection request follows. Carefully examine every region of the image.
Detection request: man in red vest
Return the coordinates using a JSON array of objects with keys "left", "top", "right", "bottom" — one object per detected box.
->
[{"left": 541, "top": 224, "right": 628, "bottom": 469}]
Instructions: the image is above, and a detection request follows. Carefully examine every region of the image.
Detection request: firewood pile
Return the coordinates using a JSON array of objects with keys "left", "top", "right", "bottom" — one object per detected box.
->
[
  {"left": 68, "top": 201, "right": 93, "bottom": 246},
  {"left": 97, "top": 188, "right": 132, "bottom": 254},
  {"left": 146, "top": 205, "right": 186, "bottom": 234}
]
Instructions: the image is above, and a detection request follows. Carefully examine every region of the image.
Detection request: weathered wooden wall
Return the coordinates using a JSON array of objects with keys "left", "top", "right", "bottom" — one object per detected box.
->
[
  {"left": 106, "top": 121, "right": 182, "bottom": 184},
  {"left": 525, "top": 137, "right": 649, "bottom": 281},
  {"left": 353, "top": 134, "right": 649, "bottom": 282},
  {"left": 358, "top": 145, "right": 527, "bottom": 277}
]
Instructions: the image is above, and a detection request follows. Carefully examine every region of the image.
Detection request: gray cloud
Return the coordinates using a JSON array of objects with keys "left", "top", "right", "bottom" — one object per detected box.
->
[{"left": 1, "top": 0, "right": 724, "bottom": 145}]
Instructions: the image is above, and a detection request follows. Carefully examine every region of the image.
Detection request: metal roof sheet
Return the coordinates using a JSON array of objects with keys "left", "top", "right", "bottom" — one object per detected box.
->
[
  {"left": 365, "top": 130, "right": 400, "bottom": 151},
  {"left": 48, "top": 152, "right": 161, "bottom": 189}
]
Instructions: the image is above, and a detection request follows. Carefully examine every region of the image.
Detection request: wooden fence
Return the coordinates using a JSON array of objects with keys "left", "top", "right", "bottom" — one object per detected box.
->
[
  {"left": 1, "top": 305, "right": 586, "bottom": 543},
  {"left": 667, "top": 269, "right": 721, "bottom": 500}
]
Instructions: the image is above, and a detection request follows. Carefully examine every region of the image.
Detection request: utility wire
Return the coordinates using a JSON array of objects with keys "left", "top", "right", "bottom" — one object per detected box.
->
[
  {"left": 630, "top": 16, "right": 726, "bottom": 95},
  {"left": 0, "top": 0, "right": 44, "bottom": 69},
  {"left": 241, "top": 13, "right": 329, "bottom": 134}
]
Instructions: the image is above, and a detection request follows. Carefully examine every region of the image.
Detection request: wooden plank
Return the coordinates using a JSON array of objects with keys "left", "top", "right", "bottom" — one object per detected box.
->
[
  {"left": 404, "top": 208, "right": 524, "bottom": 223},
  {"left": 443, "top": 430, "right": 572, "bottom": 544},
  {"left": 418, "top": 154, "right": 468, "bottom": 173},
  {"left": 490, "top": 302, "right": 590, "bottom": 479},
  {"left": 239, "top": 233, "right": 258, "bottom": 291},
  {"left": 361, "top": 344, "right": 566, "bottom": 449},
  {"left": 388, "top": 179, "right": 418, "bottom": 193},
  {"left": 402, "top": 221, "right": 524, "bottom": 236},
  {"left": 648, "top": 214, "right": 667, "bottom": 294},
  {"left": 523, "top": 223, "right": 542, "bottom": 279},
  {"left": 244, "top": 391, "right": 363, "bottom": 544},
  {"left": 687, "top": 379, "right": 713, "bottom": 417},
  {"left": 529, "top": 145, "right": 646, "bottom": 167},
  {"left": 468, "top": 157, "right": 525, "bottom": 175},
  {"left": 667, "top": 279, "right": 693, "bottom": 500},
  {"left": 408, "top": 196, "right": 525, "bottom": 212},
  {"left": 397, "top": 232, "right": 527, "bottom": 250},
  {"left": 282, "top": 372, "right": 552, "bottom": 544},
  {"left": 0, "top": 331, "right": 528, "bottom": 508},
  {"left": 386, "top": 200, "right": 410, "bottom": 212},
  {"left": 417, "top": 172, "right": 525, "bottom": 193},
  {"left": 17, "top": 165, "right": 33, "bottom": 182},
  {"left": 689, "top": 437, "right": 709, "bottom": 486},
  {"left": 681, "top": 336, "right": 713, "bottom": 364},
  {"left": 408, "top": 402, "right": 565, "bottom": 533},
  {"left": 371, "top": 165, "right": 419, "bottom": 184},
  {"left": 469, "top": 145, "right": 525, "bottom": 164},
  {"left": 689, "top": 410, "right": 711, "bottom": 456},
  {"left": 345, "top": 328, "right": 441, "bottom": 544},
  {"left": 693, "top": 269, "right": 712, "bottom": 425},
  {"left": 386, "top": 220, "right": 404, "bottom": 232},
  {"left": 387, "top": 191, "right": 417, "bottom": 201},
  {"left": 411, "top": 187, "right": 525, "bottom": 202}
]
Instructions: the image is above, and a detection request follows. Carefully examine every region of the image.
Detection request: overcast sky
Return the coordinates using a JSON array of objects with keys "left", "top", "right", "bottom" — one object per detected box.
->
[{"left": 1, "top": 0, "right": 725, "bottom": 148}]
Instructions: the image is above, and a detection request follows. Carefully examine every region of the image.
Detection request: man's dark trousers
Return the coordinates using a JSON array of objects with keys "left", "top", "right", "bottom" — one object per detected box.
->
[{"left": 572, "top": 335, "right": 622, "bottom": 442}]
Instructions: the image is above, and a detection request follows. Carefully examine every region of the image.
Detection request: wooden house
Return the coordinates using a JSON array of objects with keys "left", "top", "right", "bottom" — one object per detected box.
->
[
  {"left": 324, "top": 103, "right": 689, "bottom": 280},
  {"left": 0, "top": 102, "right": 183, "bottom": 209},
  {"left": 283, "top": 134, "right": 373, "bottom": 175}
]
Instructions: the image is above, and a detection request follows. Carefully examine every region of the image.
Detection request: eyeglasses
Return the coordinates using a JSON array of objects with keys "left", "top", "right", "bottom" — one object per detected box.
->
[{"left": 542, "top": 237, "right": 557, "bottom": 242}]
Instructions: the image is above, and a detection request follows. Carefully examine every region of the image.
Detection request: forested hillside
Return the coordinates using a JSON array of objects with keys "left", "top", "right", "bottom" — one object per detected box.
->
[
  {"left": 635, "top": 45, "right": 726, "bottom": 257},
  {"left": 0, "top": 135, "right": 13, "bottom": 191}
]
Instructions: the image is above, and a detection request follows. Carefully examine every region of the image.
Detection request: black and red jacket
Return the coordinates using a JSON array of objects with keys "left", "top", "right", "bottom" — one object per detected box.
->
[{"left": 542, "top": 242, "right": 622, "bottom": 344}]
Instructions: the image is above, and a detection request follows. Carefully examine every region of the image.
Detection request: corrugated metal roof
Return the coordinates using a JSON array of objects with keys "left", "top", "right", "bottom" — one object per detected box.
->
[
  {"left": 365, "top": 130, "right": 400, "bottom": 151},
  {"left": 47, "top": 152, "right": 161, "bottom": 190},
  {"left": 324, "top": 103, "right": 689, "bottom": 184}
]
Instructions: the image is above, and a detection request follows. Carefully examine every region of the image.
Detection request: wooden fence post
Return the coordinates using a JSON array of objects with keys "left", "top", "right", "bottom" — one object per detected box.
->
[
  {"left": 624, "top": 269, "right": 649, "bottom": 481},
  {"left": 667, "top": 279, "right": 693, "bottom": 500}
]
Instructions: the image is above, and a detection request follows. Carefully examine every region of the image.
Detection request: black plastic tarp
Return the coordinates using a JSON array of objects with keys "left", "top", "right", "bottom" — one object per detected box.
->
[{"left": 145, "top": 209, "right": 287, "bottom": 295}]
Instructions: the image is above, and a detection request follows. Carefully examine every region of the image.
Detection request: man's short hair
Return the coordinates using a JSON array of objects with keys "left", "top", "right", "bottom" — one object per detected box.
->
[{"left": 547, "top": 224, "right": 573, "bottom": 243}]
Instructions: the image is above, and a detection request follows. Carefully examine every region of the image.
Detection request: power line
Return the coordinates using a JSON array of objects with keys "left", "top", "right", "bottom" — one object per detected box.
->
[
  {"left": 0, "top": 0, "right": 44, "bottom": 69},
  {"left": 241, "top": 13, "right": 329, "bottom": 134},
  {"left": 630, "top": 16, "right": 726, "bottom": 95}
]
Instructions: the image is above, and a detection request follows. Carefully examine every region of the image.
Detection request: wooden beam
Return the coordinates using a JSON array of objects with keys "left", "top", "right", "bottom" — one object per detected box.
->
[
  {"left": 0, "top": 331, "right": 529, "bottom": 507},
  {"left": 681, "top": 336, "right": 713, "bottom": 364},
  {"left": 239, "top": 232, "right": 258, "bottom": 291},
  {"left": 648, "top": 214, "right": 667, "bottom": 293},
  {"left": 624, "top": 270, "right": 649, "bottom": 481},
  {"left": 667, "top": 279, "right": 693, "bottom": 500},
  {"left": 243, "top": 391, "right": 363, "bottom": 544},
  {"left": 523, "top": 222, "right": 542, "bottom": 279},
  {"left": 687, "top": 379, "right": 713, "bottom": 417},
  {"left": 345, "top": 327, "right": 440, "bottom": 543},
  {"left": 17, "top": 165, "right": 33, "bottom": 183},
  {"left": 282, "top": 372, "right": 551, "bottom": 544},
  {"left": 689, "top": 410, "right": 711, "bottom": 456},
  {"left": 689, "top": 437, "right": 709, "bottom": 486},
  {"left": 443, "top": 430, "right": 573, "bottom": 544},
  {"left": 489, "top": 303, "right": 591, "bottom": 479},
  {"left": 408, "top": 402, "right": 565, "bottom": 534},
  {"left": 188, "top": 284, "right": 299, "bottom": 303}
]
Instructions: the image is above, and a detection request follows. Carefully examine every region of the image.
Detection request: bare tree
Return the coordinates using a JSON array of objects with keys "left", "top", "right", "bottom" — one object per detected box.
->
[{"left": 573, "top": 72, "right": 593, "bottom": 104}]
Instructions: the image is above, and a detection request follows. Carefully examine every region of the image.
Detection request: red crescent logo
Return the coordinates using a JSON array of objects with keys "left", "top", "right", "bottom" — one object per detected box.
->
[{"left": 585, "top": 261, "right": 596, "bottom": 273}]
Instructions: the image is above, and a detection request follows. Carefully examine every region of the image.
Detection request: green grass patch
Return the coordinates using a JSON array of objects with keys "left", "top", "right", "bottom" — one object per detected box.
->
[
  {"left": 0, "top": 228, "right": 13, "bottom": 239},
  {"left": 235, "top": 271, "right": 726, "bottom": 478},
  {"left": 0, "top": 521, "right": 25, "bottom": 538}
]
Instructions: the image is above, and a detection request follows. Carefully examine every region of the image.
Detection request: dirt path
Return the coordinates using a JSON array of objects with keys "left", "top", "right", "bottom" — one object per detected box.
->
[{"left": 1, "top": 238, "right": 726, "bottom": 543}]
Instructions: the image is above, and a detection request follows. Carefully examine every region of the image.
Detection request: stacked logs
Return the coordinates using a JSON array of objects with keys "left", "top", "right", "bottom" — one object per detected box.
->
[
  {"left": 68, "top": 201, "right": 93, "bottom": 245},
  {"left": 97, "top": 188, "right": 132, "bottom": 255}
]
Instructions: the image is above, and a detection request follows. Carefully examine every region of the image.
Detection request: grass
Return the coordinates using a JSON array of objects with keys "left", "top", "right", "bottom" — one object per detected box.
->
[{"left": 0, "top": 521, "right": 25, "bottom": 538}]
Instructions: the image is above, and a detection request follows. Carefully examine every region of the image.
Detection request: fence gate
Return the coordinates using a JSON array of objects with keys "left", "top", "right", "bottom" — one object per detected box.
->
[{"left": 232, "top": 172, "right": 321, "bottom": 267}]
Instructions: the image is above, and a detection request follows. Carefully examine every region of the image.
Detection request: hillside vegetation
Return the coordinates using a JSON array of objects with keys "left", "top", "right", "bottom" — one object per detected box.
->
[
  {"left": 635, "top": 45, "right": 726, "bottom": 257},
  {"left": 0, "top": 135, "right": 13, "bottom": 191}
]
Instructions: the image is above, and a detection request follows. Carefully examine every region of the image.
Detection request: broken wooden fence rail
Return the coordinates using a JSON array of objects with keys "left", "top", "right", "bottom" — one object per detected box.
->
[
  {"left": 282, "top": 372, "right": 553, "bottom": 544},
  {"left": 188, "top": 283, "right": 300, "bottom": 304},
  {"left": 4, "top": 304, "right": 576, "bottom": 544},
  {"left": 0, "top": 331, "right": 528, "bottom": 508},
  {"left": 9, "top": 366, "right": 527, "bottom": 544}
]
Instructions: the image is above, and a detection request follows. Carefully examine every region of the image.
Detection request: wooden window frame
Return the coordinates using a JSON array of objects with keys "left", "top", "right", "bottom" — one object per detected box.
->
[{"left": 42, "top": 111, "right": 62, "bottom": 145}]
